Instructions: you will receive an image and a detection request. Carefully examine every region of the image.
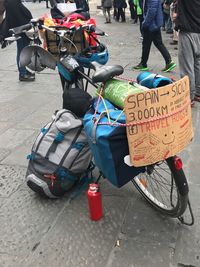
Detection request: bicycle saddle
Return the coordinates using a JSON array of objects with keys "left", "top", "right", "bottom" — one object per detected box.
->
[{"left": 92, "top": 65, "right": 124, "bottom": 83}]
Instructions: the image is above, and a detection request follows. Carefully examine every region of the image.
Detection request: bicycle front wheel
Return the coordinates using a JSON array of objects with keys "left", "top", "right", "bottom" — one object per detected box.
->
[{"left": 132, "top": 156, "right": 189, "bottom": 217}]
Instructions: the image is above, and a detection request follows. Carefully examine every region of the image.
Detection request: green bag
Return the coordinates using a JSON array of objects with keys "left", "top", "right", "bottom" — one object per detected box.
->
[{"left": 97, "top": 79, "right": 146, "bottom": 108}]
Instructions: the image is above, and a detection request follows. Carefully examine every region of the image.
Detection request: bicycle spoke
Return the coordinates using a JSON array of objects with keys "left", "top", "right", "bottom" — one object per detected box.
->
[{"left": 135, "top": 160, "right": 179, "bottom": 211}]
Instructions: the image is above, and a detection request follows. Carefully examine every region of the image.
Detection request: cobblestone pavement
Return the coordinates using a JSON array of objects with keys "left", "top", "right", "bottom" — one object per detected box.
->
[{"left": 0, "top": 2, "right": 200, "bottom": 267}]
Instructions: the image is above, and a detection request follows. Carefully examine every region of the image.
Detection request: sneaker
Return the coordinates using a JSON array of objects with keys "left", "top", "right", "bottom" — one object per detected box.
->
[
  {"left": 132, "top": 63, "right": 149, "bottom": 71},
  {"left": 19, "top": 73, "right": 35, "bottom": 82},
  {"left": 162, "top": 61, "right": 176, "bottom": 72}
]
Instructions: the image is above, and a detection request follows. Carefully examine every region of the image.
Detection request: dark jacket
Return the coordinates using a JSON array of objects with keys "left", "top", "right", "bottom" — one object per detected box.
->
[
  {"left": 102, "top": 0, "right": 112, "bottom": 8},
  {"left": 114, "top": 0, "right": 127, "bottom": 9},
  {"left": 175, "top": 0, "right": 200, "bottom": 33},
  {"left": 74, "top": 0, "right": 89, "bottom": 12},
  {"left": 0, "top": 0, "right": 32, "bottom": 39},
  {"left": 142, "top": 0, "right": 163, "bottom": 32}
]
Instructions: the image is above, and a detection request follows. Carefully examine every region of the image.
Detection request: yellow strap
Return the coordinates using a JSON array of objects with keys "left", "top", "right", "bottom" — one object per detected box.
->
[
  {"left": 96, "top": 93, "right": 126, "bottom": 125},
  {"left": 96, "top": 93, "right": 111, "bottom": 123},
  {"left": 111, "top": 108, "right": 125, "bottom": 125}
]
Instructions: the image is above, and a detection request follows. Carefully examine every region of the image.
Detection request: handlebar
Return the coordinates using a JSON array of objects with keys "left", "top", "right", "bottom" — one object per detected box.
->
[
  {"left": 9, "top": 18, "right": 42, "bottom": 36},
  {"left": 9, "top": 23, "right": 32, "bottom": 35}
]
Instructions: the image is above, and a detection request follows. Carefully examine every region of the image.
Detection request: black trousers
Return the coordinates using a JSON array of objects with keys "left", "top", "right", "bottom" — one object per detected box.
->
[
  {"left": 116, "top": 8, "right": 125, "bottom": 22},
  {"left": 128, "top": 1, "right": 136, "bottom": 20},
  {"left": 141, "top": 28, "right": 171, "bottom": 66}
]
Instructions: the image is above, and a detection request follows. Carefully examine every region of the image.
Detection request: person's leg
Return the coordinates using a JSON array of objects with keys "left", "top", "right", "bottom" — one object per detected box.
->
[
  {"left": 179, "top": 32, "right": 196, "bottom": 100},
  {"left": 16, "top": 34, "right": 35, "bottom": 81},
  {"left": 162, "top": 11, "right": 167, "bottom": 30},
  {"left": 103, "top": 8, "right": 108, "bottom": 22},
  {"left": 113, "top": 8, "right": 117, "bottom": 19},
  {"left": 121, "top": 8, "right": 126, "bottom": 22},
  {"left": 194, "top": 33, "right": 200, "bottom": 98},
  {"left": 107, "top": 8, "right": 111, "bottom": 22},
  {"left": 16, "top": 35, "right": 30, "bottom": 76},
  {"left": 194, "top": 57, "right": 200, "bottom": 98},
  {"left": 118, "top": 8, "right": 123, "bottom": 21},
  {"left": 134, "top": 6, "right": 138, "bottom": 23},
  {"left": 138, "top": 15, "right": 144, "bottom": 36},
  {"left": 141, "top": 29, "right": 153, "bottom": 66},
  {"left": 133, "top": 29, "right": 152, "bottom": 70},
  {"left": 152, "top": 29, "right": 171, "bottom": 64},
  {"left": 166, "top": 15, "right": 173, "bottom": 33},
  {"left": 116, "top": 8, "right": 120, "bottom": 21},
  {"left": 128, "top": 0, "right": 134, "bottom": 20}
]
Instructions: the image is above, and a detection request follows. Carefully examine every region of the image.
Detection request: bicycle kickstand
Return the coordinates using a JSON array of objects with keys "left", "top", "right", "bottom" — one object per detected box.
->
[{"left": 178, "top": 198, "right": 195, "bottom": 226}]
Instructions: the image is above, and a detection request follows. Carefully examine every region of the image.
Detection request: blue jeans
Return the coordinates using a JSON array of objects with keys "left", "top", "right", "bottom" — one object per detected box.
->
[{"left": 16, "top": 34, "right": 30, "bottom": 76}]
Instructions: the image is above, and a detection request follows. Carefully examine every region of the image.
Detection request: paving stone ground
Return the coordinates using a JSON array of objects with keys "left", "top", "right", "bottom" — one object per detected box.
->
[{"left": 0, "top": 2, "right": 200, "bottom": 267}]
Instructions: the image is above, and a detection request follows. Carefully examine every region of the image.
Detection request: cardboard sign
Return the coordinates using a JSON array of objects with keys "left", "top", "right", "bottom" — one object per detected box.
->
[{"left": 124, "top": 76, "right": 193, "bottom": 167}]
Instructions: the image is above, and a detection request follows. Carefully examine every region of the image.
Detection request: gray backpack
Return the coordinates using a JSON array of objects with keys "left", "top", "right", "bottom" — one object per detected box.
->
[{"left": 26, "top": 109, "right": 92, "bottom": 198}]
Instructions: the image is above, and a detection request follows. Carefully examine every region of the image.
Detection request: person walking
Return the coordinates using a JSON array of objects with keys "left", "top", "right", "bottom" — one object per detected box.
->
[
  {"left": 1, "top": 0, "right": 35, "bottom": 81},
  {"left": 101, "top": 0, "right": 112, "bottom": 23},
  {"left": 133, "top": 0, "right": 176, "bottom": 72},
  {"left": 175, "top": 0, "right": 200, "bottom": 106}
]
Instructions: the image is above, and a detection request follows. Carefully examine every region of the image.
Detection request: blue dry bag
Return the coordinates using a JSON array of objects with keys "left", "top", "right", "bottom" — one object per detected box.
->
[
  {"left": 83, "top": 98, "right": 144, "bottom": 188},
  {"left": 137, "top": 71, "right": 172, "bottom": 88}
]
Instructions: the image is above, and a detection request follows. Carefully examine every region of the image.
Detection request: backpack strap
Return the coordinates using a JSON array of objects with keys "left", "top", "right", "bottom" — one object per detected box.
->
[
  {"left": 56, "top": 125, "right": 83, "bottom": 170},
  {"left": 45, "top": 131, "right": 65, "bottom": 158}
]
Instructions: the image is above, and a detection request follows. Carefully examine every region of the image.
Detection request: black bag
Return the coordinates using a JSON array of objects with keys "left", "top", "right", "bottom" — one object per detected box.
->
[{"left": 62, "top": 87, "right": 92, "bottom": 118}]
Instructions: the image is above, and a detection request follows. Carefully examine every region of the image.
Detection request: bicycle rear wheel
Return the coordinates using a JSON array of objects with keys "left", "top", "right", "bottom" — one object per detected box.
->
[{"left": 132, "top": 156, "right": 189, "bottom": 217}]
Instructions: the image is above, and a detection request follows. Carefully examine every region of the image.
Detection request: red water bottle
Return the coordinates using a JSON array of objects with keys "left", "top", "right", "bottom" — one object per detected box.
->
[{"left": 87, "top": 183, "right": 103, "bottom": 221}]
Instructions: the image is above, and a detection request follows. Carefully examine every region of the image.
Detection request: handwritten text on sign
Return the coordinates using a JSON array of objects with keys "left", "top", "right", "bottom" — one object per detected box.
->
[{"left": 124, "top": 76, "right": 193, "bottom": 167}]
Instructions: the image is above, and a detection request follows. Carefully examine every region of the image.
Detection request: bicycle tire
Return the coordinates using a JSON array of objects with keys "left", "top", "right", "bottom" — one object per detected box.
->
[{"left": 132, "top": 156, "right": 189, "bottom": 217}]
